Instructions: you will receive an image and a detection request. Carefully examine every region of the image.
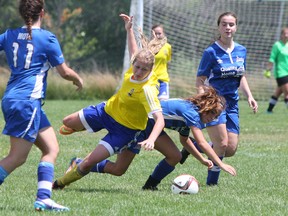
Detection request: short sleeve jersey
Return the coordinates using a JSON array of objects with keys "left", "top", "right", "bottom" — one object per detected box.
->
[
  {"left": 105, "top": 69, "right": 162, "bottom": 130},
  {"left": 197, "top": 42, "right": 246, "bottom": 102},
  {"left": 269, "top": 41, "right": 288, "bottom": 78},
  {"left": 156, "top": 98, "right": 204, "bottom": 136},
  {"left": 0, "top": 27, "right": 64, "bottom": 100},
  {"left": 153, "top": 43, "right": 172, "bottom": 82}
]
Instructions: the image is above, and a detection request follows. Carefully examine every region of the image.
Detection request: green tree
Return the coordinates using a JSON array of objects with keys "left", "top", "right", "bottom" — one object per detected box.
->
[
  {"left": 0, "top": 0, "right": 131, "bottom": 73},
  {"left": 70, "top": 0, "right": 131, "bottom": 72},
  {"left": 44, "top": 0, "right": 130, "bottom": 72}
]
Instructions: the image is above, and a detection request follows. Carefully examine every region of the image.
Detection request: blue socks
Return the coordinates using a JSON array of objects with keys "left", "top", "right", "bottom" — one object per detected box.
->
[
  {"left": 91, "top": 160, "right": 109, "bottom": 173},
  {"left": 37, "top": 162, "right": 54, "bottom": 200},
  {"left": 206, "top": 156, "right": 223, "bottom": 185},
  {"left": 151, "top": 159, "right": 175, "bottom": 182},
  {"left": 75, "top": 158, "right": 109, "bottom": 173},
  {"left": 0, "top": 166, "right": 9, "bottom": 185}
]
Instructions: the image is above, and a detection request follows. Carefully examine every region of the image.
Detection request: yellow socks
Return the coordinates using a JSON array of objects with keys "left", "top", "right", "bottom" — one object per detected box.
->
[{"left": 57, "top": 165, "right": 87, "bottom": 186}]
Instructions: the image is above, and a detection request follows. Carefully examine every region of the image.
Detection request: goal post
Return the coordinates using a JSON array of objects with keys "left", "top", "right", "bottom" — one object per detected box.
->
[{"left": 124, "top": 0, "right": 288, "bottom": 100}]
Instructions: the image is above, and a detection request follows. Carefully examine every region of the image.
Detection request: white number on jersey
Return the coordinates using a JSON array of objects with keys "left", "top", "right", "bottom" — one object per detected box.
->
[{"left": 12, "top": 42, "right": 34, "bottom": 69}]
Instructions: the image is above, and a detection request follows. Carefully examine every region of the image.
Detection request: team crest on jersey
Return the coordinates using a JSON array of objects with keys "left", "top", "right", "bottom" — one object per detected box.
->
[
  {"left": 128, "top": 89, "right": 134, "bottom": 96},
  {"left": 217, "top": 58, "right": 223, "bottom": 64},
  {"left": 236, "top": 56, "right": 244, "bottom": 62}
]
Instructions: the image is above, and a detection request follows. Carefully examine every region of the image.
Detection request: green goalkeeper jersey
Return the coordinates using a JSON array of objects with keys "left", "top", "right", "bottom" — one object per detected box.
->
[{"left": 269, "top": 41, "right": 288, "bottom": 78}]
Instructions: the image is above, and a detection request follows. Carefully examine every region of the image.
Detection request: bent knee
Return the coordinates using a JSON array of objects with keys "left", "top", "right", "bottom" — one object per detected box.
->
[
  {"left": 225, "top": 145, "right": 238, "bottom": 157},
  {"left": 62, "top": 116, "right": 73, "bottom": 127},
  {"left": 8, "top": 155, "right": 27, "bottom": 167},
  {"left": 166, "top": 151, "right": 182, "bottom": 166},
  {"left": 42, "top": 146, "right": 59, "bottom": 161},
  {"left": 214, "top": 141, "right": 228, "bottom": 151}
]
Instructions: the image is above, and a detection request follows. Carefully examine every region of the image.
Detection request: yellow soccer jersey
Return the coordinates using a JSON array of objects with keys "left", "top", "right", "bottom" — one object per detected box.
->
[
  {"left": 154, "top": 43, "right": 172, "bottom": 82},
  {"left": 105, "top": 70, "right": 162, "bottom": 130}
]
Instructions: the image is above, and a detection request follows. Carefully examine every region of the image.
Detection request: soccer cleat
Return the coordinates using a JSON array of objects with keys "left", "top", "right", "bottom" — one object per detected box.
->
[
  {"left": 52, "top": 180, "right": 65, "bottom": 190},
  {"left": 180, "top": 148, "right": 190, "bottom": 164},
  {"left": 34, "top": 198, "right": 69, "bottom": 212},
  {"left": 142, "top": 175, "right": 160, "bottom": 191},
  {"left": 142, "top": 185, "right": 158, "bottom": 191},
  {"left": 65, "top": 157, "right": 78, "bottom": 174},
  {"left": 59, "top": 125, "right": 75, "bottom": 135}
]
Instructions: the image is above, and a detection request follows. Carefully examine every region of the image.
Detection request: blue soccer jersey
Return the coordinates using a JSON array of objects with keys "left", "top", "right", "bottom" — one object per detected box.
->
[
  {"left": 0, "top": 26, "right": 64, "bottom": 100},
  {"left": 147, "top": 99, "right": 204, "bottom": 137},
  {"left": 197, "top": 41, "right": 246, "bottom": 102}
]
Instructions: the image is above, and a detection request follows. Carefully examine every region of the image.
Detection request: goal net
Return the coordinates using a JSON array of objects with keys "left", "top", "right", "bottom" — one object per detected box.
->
[{"left": 125, "top": 0, "right": 288, "bottom": 100}]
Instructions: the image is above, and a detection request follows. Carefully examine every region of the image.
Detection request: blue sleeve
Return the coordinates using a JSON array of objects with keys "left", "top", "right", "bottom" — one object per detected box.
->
[
  {"left": 45, "top": 33, "right": 65, "bottom": 67},
  {"left": 197, "top": 49, "right": 213, "bottom": 77}
]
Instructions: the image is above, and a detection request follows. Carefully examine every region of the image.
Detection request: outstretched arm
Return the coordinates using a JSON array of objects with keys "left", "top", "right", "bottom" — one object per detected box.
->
[
  {"left": 190, "top": 126, "right": 237, "bottom": 176},
  {"left": 56, "top": 63, "right": 83, "bottom": 91},
  {"left": 179, "top": 135, "right": 213, "bottom": 169},
  {"left": 119, "top": 13, "right": 138, "bottom": 58},
  {"left": 138, "top": 111, "right": 165, "bottom": 151}
]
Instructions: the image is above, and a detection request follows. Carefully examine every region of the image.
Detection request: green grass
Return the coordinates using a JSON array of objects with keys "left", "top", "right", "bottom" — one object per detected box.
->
[{"left": 0, "top": 100, "right": 287, "bottom": 216}]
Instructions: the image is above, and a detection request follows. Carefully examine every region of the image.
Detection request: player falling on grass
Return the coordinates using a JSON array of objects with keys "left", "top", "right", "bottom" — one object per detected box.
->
[
  {"left": 52, "top": 13, "right": 165, "bottom": 191},
  {"left": 181, "top": 11, "right": 258, "bottom": 186},
  {"left": 58, "top": 88, "right": 236, "bottom": 190},
  {"left": 0, "top": 0, "right": 83, "bottom": 212}
]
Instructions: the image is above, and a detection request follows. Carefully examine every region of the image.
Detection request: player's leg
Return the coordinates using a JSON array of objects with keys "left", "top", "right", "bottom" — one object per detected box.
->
[
  {"left": 0, "top": 137, "right": 32, "bottom": 185},
  {"left": 280, "top": 80, "right": 288, "bottom": 108},
  {"left": 54, "top": 111, "right": 139, "bottom": 188},
  {"left": 71, "top": 149, "right": 136, "bottom": 175},
  {"left": 206, "top": 124, "right": 228, "bottom": 156},
  {"left": 142, "top": 134, "right": 181, "bottom": 190},
  {"left": 267, "top": 87, "right": 282, "bottom": 113},
  {"left": 103, "top": 150, "right": 136, "bottom": 175},
  {"left": 60, "top": 102, "right": 109, "bottom": 135},
  {"left": 67, "top": 138, "right": 139, "bottom": 174},
  {"left": 59, "top": 111, "right": 85, "bottom": 135},
  {"left": 54, "top": 144, "right": 111, "bottom": 189},
  {"left": 34, "top": 126, "right": 69, "bottom": 212},
  {"left": 205, "top": 123, "right": 228, "bottom": 186},
  {"left": 0, "top": 99, "right": 34, "bottom": 184},
  {"left": 223, "top": 132, "right": 238, "bottom": 157}
]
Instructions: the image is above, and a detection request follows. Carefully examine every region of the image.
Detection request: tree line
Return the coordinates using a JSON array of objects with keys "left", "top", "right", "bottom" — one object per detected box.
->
[{"left": 0, "top": 0, "right": 131, "bottom": 73}]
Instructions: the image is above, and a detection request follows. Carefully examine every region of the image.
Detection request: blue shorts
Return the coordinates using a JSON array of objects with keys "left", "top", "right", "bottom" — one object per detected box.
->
[
  {"left": 158, "top": 80, "right": 169, "bottom": 100},
  {"left": 1, "top": 98, "right": 51, "bottom": 142},
  {"left": 79, "top": 102, "right": 141, "bottom": 155},
  {"left": 205, "top": 101, "right": 239, "bottom": 134}
]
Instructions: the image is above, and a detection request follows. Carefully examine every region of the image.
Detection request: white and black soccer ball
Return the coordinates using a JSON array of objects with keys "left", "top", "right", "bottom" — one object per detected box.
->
[{"left": 171, "top": 174, "right": 199, "bottom": 194}]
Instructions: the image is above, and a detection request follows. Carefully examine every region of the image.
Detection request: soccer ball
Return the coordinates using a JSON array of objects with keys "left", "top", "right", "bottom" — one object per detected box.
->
[{"left": 171, "top": 174, "right": 199, "bottom": 194}]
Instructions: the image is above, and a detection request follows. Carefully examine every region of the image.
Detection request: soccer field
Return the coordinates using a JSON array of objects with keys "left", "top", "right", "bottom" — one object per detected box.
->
[{"left": 0, "top": 100, "right": 287, "bottom": 216}]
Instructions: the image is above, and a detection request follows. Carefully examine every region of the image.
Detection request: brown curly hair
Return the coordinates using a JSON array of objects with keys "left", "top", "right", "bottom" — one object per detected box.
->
[
  {"left": 186, "top": 86, "right": 226, "bottom": 117},
  {"left": 19, "top": 0, "right": 44, "bottom": 40}
]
